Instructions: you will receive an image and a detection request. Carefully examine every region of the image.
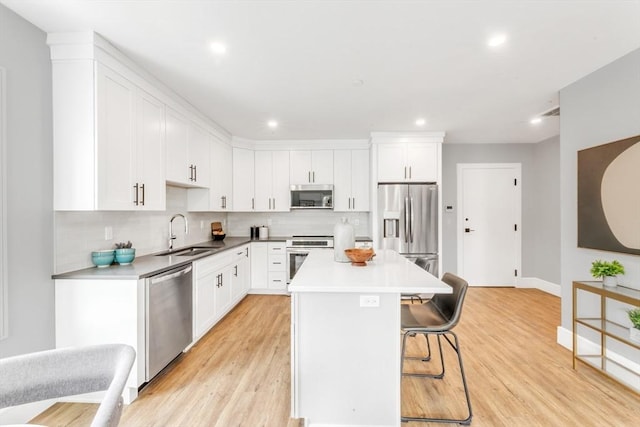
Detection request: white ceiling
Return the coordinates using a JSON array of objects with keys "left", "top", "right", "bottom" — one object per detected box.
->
[{"left": 2, "top": 0, "right": 640, "bottom": 144}]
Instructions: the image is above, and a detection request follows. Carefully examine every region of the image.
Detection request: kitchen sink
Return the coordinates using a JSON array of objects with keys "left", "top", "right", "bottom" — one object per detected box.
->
[{"left": 155, "top": 247, "right": 213, "bottom": 257}]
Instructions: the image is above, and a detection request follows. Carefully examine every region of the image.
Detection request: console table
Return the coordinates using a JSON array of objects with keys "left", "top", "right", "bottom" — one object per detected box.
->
[{"left": 572, "top": 281, "right": 640, "bottom": 392}]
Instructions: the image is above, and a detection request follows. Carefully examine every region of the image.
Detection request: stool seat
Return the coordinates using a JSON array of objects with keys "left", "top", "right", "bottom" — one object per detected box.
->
[{"left": 401, "top": 303, "right": 447, "bottom": 331}]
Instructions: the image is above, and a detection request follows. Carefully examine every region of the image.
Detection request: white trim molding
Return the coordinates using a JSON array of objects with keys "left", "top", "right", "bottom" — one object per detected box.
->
[
  {"left": 516, "top": 277, "right": 561, "bottom": 297},
  {"left": 0, "top": 66, "right": 7, "bottom": 341}
]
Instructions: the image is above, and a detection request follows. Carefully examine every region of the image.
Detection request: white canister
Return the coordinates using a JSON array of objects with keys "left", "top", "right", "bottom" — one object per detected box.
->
[
  {"left": 259, "top": 226, "right": 269, "bottom": 240},
  {"left": 334, "top": 217, "right": 355, "bottom": 262}
]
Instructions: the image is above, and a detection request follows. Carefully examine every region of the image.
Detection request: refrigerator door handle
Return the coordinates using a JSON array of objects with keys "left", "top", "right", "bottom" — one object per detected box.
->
[
  {"left": 404, "top": 196, "right": 410, "bottom": 243},
  {"left": 409, "top": 197, "right": 414, "bottom": 243}
]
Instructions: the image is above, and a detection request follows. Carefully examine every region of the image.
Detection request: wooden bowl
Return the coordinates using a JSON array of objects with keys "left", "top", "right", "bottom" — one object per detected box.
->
[{"left": 344, "top": 248, "right": 375, "bottom": 266}]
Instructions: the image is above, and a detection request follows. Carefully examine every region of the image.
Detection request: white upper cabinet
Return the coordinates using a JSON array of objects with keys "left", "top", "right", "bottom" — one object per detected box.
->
[
  {"left": 53, "top": 60, "right": 166, "bottom": 211},
  {"left": 165, "top": 108, "right": 210, "bottom": 188},
  {"left": 254, "top": 151, "right": 290, "bottom": 212},
  {"left": 290, "top": 150, "right": 333, "bottom": 184},
  {"left": 232, "top": 147, "right": 255, "bottom": 211},
  {"left": 377, "top": 142, "right": 439, "bottom": 183},
  {"left": 209, "top": 136, "right": 233, "bottom": 211},
  {"left": 334, "top": 149, "right": 370, "bottom": 212}
]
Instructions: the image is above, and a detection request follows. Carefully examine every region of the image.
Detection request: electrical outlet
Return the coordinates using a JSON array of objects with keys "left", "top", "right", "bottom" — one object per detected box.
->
[
  {"left": 354, "top": 218, "right": 360, "bottom": 226},
  {"left": 104, "top": 226, "right": 113, "bottom": 240},
  {"left": 360, "top": 295, "right": 380, "bottom": 307}
]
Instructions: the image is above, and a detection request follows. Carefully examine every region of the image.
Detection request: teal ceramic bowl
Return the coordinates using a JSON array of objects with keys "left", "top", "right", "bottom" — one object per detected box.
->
[
  {"left": 115, "top": 248, "right": 136, "bottom": 265},
  {"left": 92, "top": 250, "right": 115, "bottom": 268}
]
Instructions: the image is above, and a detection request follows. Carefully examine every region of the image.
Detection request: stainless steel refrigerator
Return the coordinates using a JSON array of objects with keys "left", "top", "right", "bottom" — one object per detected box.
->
[{"left": 377, "top": 183, "right": 438, "bottom": 276}]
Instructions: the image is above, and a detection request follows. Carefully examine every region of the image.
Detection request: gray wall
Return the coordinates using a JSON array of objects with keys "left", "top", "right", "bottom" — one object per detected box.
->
[
  {"left": 441, "top": 139, "right": 561, "bottom": 284},
  {"left": 559, "top": 47, "right": 640, "bottom": 330},
  {"left": 0, "top": 5, "right": 55, "bottom": 357}
]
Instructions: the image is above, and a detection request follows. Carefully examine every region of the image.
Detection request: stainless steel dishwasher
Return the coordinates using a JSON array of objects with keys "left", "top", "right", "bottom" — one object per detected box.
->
[{"left": 145, "top": 263, "right": 193, "bottom": 382}]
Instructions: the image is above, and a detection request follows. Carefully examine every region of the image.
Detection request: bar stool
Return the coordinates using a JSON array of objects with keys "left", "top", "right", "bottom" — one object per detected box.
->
[
  {"left": 402, "top": 258, "right": 433, "bottom": 304},
  {"left": 400, "top": 272, "right": 472, "bottom": 425}
]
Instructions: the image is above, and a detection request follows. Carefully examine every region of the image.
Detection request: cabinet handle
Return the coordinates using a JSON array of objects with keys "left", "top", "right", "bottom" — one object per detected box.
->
[
  {"left": 352, "top": 197, "right": 355, "bottom": 210},
  {"left": 312, "top": 171, "right": 315, "bottom": 183},
  {"left": 404, "top": 166, "right": 407, "bottom": 179},
  {"left": 273, "top": 198, "right": 276, "bottom": 210},
  {"left": 245, "top": 247, "right": 249, "bottom": 257},
  {"left": 409, "top": 166, "right": 412, "bottom": 179},
  {"left": 234, "top": 265, "right": 238, "bottom": 277},
  {"left": 221, "top": 196, "right": 226, "bottom": 209},
  {"left": 308, "top": 171, "right": 311, "bottom": 183},
  {"left": 189, "top": 165, "right": 192, "bottom": 181},
  {"left": 133, "top": 183, "right": 139, "bottom": 206},
  {"left": 348, "top": 198, "right": 351, "bottom": 209},
  {"left": 194, "top": 165, "right": 197, "bottom": 182},
  {"left": 140, "top": 183, "right": 145, "bottom": 206},
  {"left": 269, "top": 198, "right": 272, "bottom": 210},
  {"left": 252, "top": 198, "right": 255, "bottom": 210}
]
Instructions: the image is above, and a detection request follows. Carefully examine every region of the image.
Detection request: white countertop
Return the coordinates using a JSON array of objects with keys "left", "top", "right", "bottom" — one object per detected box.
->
[{"left": 288, "top": 249, "right": 451, "bottom": 294}]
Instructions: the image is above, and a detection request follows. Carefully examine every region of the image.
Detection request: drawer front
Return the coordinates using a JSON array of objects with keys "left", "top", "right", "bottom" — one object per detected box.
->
[
  {"left": 269, "top": 254, "right": 286, "bottom": 271},
  {"left": 268, "top": 271, "right": 287, "bottom": 290},
  {"left": 268, "top": 243, "right": 286, "bottom": 254}
]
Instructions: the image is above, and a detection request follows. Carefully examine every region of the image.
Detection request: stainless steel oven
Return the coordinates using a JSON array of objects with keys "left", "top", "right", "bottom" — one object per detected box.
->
[{"left": 286, "top": 236, "right": 334, "bottom": 283}]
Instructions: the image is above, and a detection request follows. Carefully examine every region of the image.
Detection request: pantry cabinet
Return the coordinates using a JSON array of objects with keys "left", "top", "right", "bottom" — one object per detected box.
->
[
  {"left": 53, "top": 61, "right": 166, "bottom": 211},
  {"left": 377, "top": 143, "right": 439, "bottom": 183},
  {"left": 290, "top": 150, "right": 333, "bottom": 184},
  {"left": 254, "top": 151, "right": 290, "bottom": 211},
  {"left": 334, "top": 149, "right": 369, "bottom": 211},
  {"left": 232, "top": 147, "right": 256, "bottom": 211}
]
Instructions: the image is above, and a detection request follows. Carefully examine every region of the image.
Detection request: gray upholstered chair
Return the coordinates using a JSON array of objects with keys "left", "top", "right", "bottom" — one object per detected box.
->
[
  {"left": 400, "top": 272, "right": 472, "bottom": 425},
  {"left": 0, "top": 344, "right": 135, "bottom": 427}
]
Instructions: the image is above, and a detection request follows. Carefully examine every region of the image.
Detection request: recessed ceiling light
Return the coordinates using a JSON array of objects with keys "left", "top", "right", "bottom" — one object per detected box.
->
[
  {"left": 210, "top": 41, "right": 227, "bottom": 55},
  {"left": 415, "top": 118, "right": 426, "bottom": 126},
  {"left": 267, "top": 120, "right": 278, "bottom": 129},
  {"left": 530, "top": 117, "right": 542, "bottom": 125},
  {"left": 487, "top": 33, "right": 507, "bottom": 47}
]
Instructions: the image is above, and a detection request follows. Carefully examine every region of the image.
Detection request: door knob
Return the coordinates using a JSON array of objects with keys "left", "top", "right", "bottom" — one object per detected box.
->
[{"left": 464, "top": 228, "right": 475, "bottom": 233}]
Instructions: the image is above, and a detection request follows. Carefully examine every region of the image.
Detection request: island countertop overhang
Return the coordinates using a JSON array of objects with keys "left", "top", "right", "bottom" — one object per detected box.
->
[{"left": 288, "top": 249, "right": 451, "bottom": 294}]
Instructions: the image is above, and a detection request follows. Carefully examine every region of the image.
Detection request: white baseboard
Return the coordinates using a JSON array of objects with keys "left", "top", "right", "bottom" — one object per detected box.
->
[
  {"left": 516, "top": 277, "right": 561, "bottom": 297},
  {"left": 557, "top": 326, "right": 640, "bottom": 391},
  {"left": 0, "top": 400, "right": 55, "bottom": 425}
]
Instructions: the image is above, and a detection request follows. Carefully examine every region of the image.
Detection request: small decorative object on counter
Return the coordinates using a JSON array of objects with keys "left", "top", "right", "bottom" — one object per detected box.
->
[
  {"left": 344, "top": 247, "right": 375, "bottom": 266},
  {"left": 211, "top": 222, "right": 226, "bottom": 241},
  {"left": 334, "top": 217, "right": 355, "bottom": 262},
  {"left": 590, "top": 259, "right": 625, "bottom": 287},
  {"left": 628, "top": 308, "right": 640, "bottom": 343},
  {"left": 114, "top": 241, "right": 135, "bottom": 264},
  {"left": 92, "top": 250, "right": 115, "bottom": 268}
]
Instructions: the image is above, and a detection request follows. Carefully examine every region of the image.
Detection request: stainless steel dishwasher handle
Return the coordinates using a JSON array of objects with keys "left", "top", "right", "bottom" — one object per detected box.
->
[{"left": 149, "top": 265, "right": 193, "bottom": 284}]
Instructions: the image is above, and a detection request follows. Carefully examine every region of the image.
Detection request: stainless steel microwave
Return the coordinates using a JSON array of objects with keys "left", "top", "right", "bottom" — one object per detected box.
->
[{"left": 290, "top": 184, "right": 333, "bottom": 209}]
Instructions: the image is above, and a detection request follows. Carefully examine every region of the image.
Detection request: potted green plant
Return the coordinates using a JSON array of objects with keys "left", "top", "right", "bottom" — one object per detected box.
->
[
  {"left": 628, "top": 308, "right": 640, "bottom": 342},
  {"left": 590, "top": 259, "right": 625, "bottom": 287}
]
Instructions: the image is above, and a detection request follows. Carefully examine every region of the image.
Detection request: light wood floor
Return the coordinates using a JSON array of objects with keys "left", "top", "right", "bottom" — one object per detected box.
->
[{"left": 31, "top": 289, "right": 640, "bottom": 426}]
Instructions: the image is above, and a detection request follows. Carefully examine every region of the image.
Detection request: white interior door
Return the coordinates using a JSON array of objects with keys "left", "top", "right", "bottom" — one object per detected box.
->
[{"left": 457, "top": 164, "right": 521, "bottom": 286}]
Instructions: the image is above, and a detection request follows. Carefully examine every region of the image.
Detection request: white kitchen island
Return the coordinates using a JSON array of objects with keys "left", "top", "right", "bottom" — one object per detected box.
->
[{"left": 288, "top": 249, "right": 451, "bottom": 427}]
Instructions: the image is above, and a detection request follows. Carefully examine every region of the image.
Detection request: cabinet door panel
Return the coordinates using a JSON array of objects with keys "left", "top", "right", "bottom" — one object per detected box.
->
[
  {"left": 311, "top": 150, "right": 334, "bottom": 184},
  {"left": 333, "top": 151, "right": 352, "bottom": 211},
  {"left": 407, "top": 143, "right": 438, "bottom": 182},
  {"left": 188, "top": 123, "right": 211, "bottom": 187},
  {"left": 232, "top": 148, "right": 255, "bottom": 211},
  {"left": 377, "top": 144, "right": 405, "bottom": 182},
  {"left": 290, "top": 150, "right": 312, "bottom": 184},
  {"left": 351, "top": 149, "right": 370, "bottom": 211},
  {"left": 254, "top": 151, "right": 273, "bottom": 211},
  {"left": 272, "top": 151, "right": 290, "bottom": 211},
  {"left": 194, "top": 271, "right": 216, "bottom": 339},
  {"left": 136, "top": 90, "right": 165, "bottom": 210},
  {"left": 96, "top": 66, "right": 135, "bottom": 210},
  {"left": 165, "top": 107, "right": 190, "bottom": 184},
  {"left": 210, "top": 137, "right": 232, "bottom": 210}
]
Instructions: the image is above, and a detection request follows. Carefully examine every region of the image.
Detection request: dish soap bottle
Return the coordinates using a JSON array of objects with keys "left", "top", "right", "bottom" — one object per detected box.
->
[{"left": 334, "top": 217, "right": 355, "bottom": 262}]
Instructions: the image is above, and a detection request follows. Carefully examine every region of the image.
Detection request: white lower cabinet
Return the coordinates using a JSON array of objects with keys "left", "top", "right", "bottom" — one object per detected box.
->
[
  {"left": 250, "top": 241, "right": 287, "bottom": 294},
  {"left": 193, "top": 245, "right": 251, "bottom": 342}
]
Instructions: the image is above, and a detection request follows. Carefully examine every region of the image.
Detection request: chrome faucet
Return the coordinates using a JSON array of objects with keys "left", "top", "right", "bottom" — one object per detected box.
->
[{"left": 169, "top": 214, "right": 188, "bottom": 250}]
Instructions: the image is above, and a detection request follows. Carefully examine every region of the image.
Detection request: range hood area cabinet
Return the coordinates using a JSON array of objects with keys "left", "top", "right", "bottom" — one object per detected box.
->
[
  {"left": 333, "top": 149, "right": 370, "bottom": 212},
  {"left": 52, "top": 59, "right": 166, "bottom": 211},
  {"left": 290, "top": 150, "right": 334, "bottom": 185}
]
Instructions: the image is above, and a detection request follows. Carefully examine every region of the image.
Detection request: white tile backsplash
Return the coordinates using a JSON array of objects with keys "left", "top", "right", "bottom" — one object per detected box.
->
[
  {"left": 227, "top": 211, "right": 370, "bottom": 237},
  {"left": 55, "top": 186, "right": 371, "bottom": 273},
  {"left": 54, "top": 186, "right": 227, "bottom": 274}
]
